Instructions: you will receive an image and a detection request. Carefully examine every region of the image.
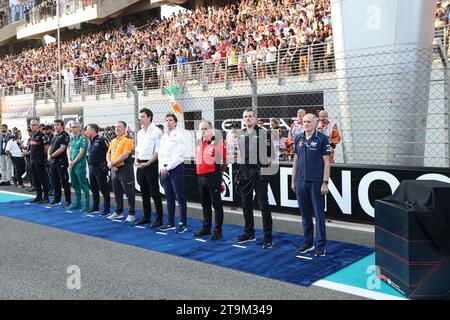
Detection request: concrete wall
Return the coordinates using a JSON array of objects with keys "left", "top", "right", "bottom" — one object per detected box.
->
[{"left": 331, "top": 0, "right": 437, "bottom": 166}]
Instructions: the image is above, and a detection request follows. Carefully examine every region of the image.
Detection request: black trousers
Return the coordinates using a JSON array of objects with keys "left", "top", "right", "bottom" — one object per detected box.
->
[
  {"left": 50, "top": 160, "right": 71, "bottom": 203},
  {"left": 198, "top": 171, "right": 224, "bottom": 232},
  {"left": 30, "top": 159, "right": 49, "bottom": 199},
  {"left": 89, "top": 164, "right": 110, "bottom": 211},
  {"left": 136, "top": 160, "right": 163, "bottom": 222},
  {"left": 240, "top": 176, "right": 273, "bottom": 241},
  {"left": 11, "top": 157, "right": 26, "bottom": 186},
  {"left": 45, "top": 162, "right": 53, "bottom": 193},
  {"left": 111, "top": 164, "right": 135, "bottom": 215},
  {"left": 25, "top": 156, "right": 34, "bottom": 186}
]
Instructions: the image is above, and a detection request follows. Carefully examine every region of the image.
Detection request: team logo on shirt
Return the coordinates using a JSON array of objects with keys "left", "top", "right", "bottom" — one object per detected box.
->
[
  {"left": 208, "top": 146, "right": 215, "bottom": 157},
  {"left": 298, "top": 140, "right": 304, "bottom": 148}
]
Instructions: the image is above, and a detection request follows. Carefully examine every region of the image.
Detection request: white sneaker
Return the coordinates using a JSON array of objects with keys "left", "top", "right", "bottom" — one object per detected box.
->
[
  {"left": 124, "top": 215, "right": 136, "bottom": 223},
  {"left": 107, "top": 212, "right": 124, "bottom": 220}
]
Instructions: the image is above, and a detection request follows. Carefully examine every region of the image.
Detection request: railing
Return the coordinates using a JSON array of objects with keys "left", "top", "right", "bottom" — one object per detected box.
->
[
  {"left": 23, "top": 0, "right": 101, "bottom": 25},
  {"left": 434, "top": 23, "right": 450, "bottom": 55},
  {"left": 2, "top": 24, "right": 449, "bottom": 99},
  {"left": 0, "top": 42, "right": 334, "bottom": 100}
]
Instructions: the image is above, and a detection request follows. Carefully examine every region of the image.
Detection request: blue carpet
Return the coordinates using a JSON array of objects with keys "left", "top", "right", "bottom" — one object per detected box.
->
[{"left": 0, "top": 198, "right": 374, "bottom": 287}]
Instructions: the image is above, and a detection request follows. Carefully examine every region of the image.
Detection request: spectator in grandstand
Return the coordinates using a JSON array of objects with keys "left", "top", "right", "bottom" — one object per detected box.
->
[
  {"left": 86, "top": 123, "right": 110, "bottom": 215},
  {"left": 106, "top": 121, "right": 136, "bottom": 222},
  {"left": 158, "top": 113, "right": 188, "bottom": 234},
  {"left": 324, "top": 29, "right": 334, "bottom": 71},
  {"left": 29, "top": 119, "right": 50, "bottom": 203},
  {"left": 256, "top": 42, "right": 267, "bottom": 78},
  {"left": 0, "top": 124, "right": 13, "bottom": 186},
  {"left": 317, "top": 110, "right": 341, "bottom": 163},
  {"left": 235, "top": 108, "right": 274, "bottom": 249},
  {"left": 0, "top": 0, "right": 333, "bottom": 91},
  {"left": 227, "top": 44, "right": 239, "bottom": 81},
  {"left": 134, "top": 108, "right": 164, "bottom": 228},
  {"left": 436, "top": 1, "right": 448, "bottom": 27},
  {"left": 5, "top": 130, "right": 25, "bottom": 188},
  {"left": 265, "top": 40, "right": 278, "bottom": 77},
  {"left": 47, "top": 119, "right": 71, "bottom": 207},
  {"left": 291, "top": 113, "right": 330, "bottom": 257},
  {"left": 68, "top": 121, "right": 90, "bottom": 211}
]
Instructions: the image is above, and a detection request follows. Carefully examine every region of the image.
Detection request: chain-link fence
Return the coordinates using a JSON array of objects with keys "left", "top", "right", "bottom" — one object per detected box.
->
[
  {"left": 1, "top": 44, "right": 448, "bottom": 168},
  {"left": 139, "top": 44, "right": 449, "bottom": 168}
]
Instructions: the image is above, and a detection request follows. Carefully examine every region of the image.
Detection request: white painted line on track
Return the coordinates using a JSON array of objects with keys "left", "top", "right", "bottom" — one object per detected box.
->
[
  {"left": 296, "top": 255, "right": 313, "bottom": 260},
  {"left": 0, "top": 190, "right": 34, "bottom": 198}
]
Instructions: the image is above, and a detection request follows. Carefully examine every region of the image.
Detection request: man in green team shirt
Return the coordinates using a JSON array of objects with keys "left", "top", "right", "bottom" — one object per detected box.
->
[{"left": 67, "top": 121, "right": 90, "bottom": 211}]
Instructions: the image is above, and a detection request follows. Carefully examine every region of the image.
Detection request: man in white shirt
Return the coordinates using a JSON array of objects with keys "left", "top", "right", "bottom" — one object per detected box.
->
[
  {"left": 158, "top": 113, "right": 188, "bottom": 234},
  {"left": 265, "top": 40, "right": 278, "bottom": 76},
  {"left": 0, "top": 124, "right": 13, "bottom": 186},
  {"left": 134, "top": 108, "right": 164, "bottom": 228},
  {"left": 5, "top": 130, "right": 25, "bottom": 188}
]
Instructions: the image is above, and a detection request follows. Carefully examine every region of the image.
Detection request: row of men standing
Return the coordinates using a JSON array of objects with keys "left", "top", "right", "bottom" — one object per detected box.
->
[
  {"left": 22, "top": 106, "right": 330, "bottom": 255},
  {"left": 25, "top": 110, "right": 186, "bottom": 232}
]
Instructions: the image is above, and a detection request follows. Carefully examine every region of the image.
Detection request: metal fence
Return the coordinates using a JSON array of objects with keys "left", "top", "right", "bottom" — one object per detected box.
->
[
  {"left": 136, "top": 44, "right": 448, "bottom": 168},
  {"left": 1, "top": 44, "right": 448, "bottom": 168},
  {"left": 0, "top": 42, "right": 332, "bottom": 99},
  {"left": 23, "top": 0, "right": 100, "bottom": 25}
]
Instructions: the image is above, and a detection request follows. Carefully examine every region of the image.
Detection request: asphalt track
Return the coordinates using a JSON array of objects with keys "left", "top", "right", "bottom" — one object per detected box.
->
[{"left": 0, "top": 185, "right": 375, "bottom": 300}]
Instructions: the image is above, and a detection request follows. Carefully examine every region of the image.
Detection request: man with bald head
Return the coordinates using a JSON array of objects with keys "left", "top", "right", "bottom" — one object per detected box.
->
[
  {"left": 317, "top": 110, "right": 341, "bottom": 163},
  {"left": 291, "top": 113, "right": 331, "bottom": 257}
]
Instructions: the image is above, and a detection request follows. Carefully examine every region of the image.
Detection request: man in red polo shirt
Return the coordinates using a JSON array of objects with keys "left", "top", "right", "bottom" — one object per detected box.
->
[{"left": 195, "top": 120, "right": 227, "bottom": 240}]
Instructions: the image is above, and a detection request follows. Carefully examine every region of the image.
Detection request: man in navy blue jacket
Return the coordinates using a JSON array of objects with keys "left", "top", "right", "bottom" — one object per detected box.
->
[{"left": 292, "top": 113, "right": 331, "bottom": 257}]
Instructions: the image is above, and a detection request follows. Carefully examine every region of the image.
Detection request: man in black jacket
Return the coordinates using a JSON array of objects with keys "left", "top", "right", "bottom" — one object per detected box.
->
[
  {"left": 29, "top": 120, "right": 50, "bottom": 203},
  {"left": 47, "top": 119, "right": 71, "bottom": 207},
  {"left": 86, "top": 123, "right": 110, "bottom": 215},
  {"left": 235, "top": 108, "right": 275, "bottom": 249}
]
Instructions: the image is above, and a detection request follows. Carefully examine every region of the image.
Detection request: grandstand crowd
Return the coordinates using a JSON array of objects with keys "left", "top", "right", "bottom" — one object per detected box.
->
[
  {"left": 0, "top": 0, "right": 333, "bottom": 93},
  {"left": 0, "top": 0, "right": 447, "bottom": 94}
]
